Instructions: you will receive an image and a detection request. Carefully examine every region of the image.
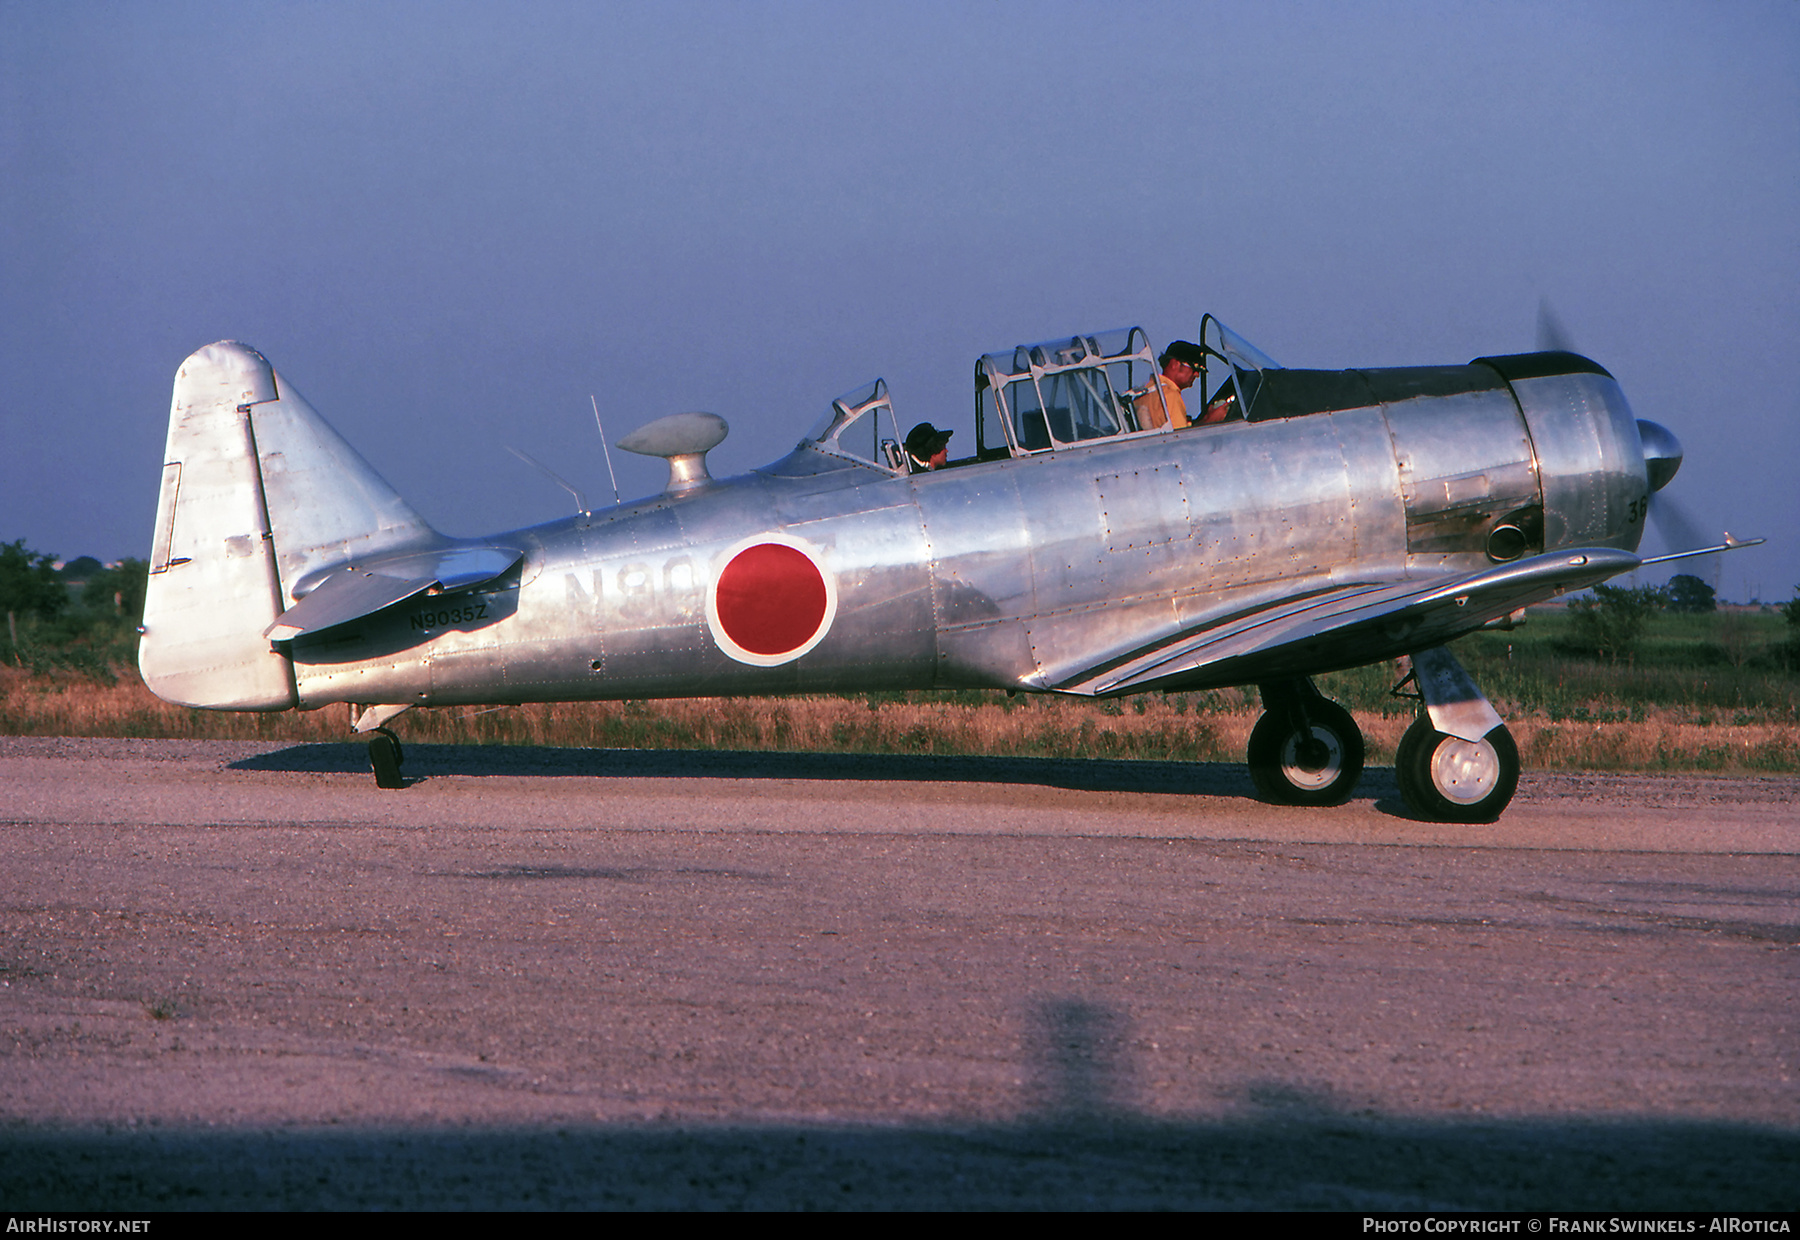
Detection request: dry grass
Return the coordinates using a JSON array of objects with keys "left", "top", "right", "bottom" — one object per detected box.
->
[
  {"left": 1510, "top": 715, "right": 1799, "bottom": 773},
  {"left": 3, "top": 664, "right": 1795, "bottom": 774}
]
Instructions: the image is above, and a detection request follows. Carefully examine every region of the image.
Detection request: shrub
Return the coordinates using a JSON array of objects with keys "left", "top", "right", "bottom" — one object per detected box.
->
[
  {"left": 1, "top": 540, "right": 67, "bottom": 643},
  {"left": 1666, "top": 573, "right": 1717, "bottom": 613},
  {"left": 1568, "top": 584, "right": 1667, "bottom": 663}
]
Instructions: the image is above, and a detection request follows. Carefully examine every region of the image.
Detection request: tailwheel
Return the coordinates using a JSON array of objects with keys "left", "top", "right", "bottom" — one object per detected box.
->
[
  {"left": 368, "top": 726, "right": 405, "bottom": 790},
  {"left": 1247, "top": 696, "right": 1365, "bottom": 807},
  {"left": 1395, "top": 716, "right": 1519, "bottom": 823}
]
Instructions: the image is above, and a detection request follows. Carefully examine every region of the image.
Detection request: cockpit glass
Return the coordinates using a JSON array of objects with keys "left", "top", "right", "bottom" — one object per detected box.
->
[
  {"left": 1212, "top": 321, "right": 1279, "bottom": 372},
  {"left": 978, "top": 327, "right": 1156, "bottom": 455},
  {"left": 1202, "top": 317, "right": 1280, "bottom": 420},
  {"left": 1038, "top": 367, "right": 1124, "bottom": 443},
  {"left": 805, "top": 378, "right": 904, "bottom": 471}
]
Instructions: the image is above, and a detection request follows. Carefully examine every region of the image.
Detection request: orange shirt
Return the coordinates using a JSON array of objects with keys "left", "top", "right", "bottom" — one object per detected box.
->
[{"left": 1133, "top": 372, "right": 1190, "bottom": 431}]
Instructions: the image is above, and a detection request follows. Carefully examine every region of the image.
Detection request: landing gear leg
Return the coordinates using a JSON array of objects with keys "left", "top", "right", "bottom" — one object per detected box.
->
[
  {"left": 1394, "top": 646, "right": 1519, "bottom": 822},
  {"left": 1247, "top": 678, "right": 1364, "bottom": 806},
  {"left": 368, "top": 726, "right": 405, "bottom": 790}
]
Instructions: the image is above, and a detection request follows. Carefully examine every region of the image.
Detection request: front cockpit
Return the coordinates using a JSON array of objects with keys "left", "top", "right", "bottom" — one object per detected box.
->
[{"left": 971, "top": 320, "right": 1279, "bottom": 453}]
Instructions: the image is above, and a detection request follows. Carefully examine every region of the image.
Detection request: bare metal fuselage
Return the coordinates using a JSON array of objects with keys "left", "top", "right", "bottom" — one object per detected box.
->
[{"left": 268, "top": 363, "right": 1647, "bottom": 711}]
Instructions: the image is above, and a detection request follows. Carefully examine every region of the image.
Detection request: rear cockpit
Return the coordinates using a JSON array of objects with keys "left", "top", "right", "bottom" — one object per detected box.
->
[{"left": 800, "top": 378, "right": 906, "bottom": 473}]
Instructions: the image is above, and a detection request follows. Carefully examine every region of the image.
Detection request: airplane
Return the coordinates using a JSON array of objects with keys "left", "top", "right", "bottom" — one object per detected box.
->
[{"left": 136, "top": 318, "right": 1757, "bottom": 820}]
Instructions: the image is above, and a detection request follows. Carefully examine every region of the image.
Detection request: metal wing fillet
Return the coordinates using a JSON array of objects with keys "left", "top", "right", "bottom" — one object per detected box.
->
[{"left": 1061, "top": 547, "right": 1644, "bottom": 697}]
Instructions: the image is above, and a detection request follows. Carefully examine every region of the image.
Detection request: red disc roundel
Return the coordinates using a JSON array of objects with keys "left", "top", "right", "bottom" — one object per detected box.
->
[{"left": 709, "top": 539, "right": 835, "bottom": 665}]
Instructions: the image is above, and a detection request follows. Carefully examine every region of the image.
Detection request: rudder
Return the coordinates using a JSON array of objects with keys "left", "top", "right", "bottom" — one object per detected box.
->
[{"left": 139, "top": 342, "right": 438, "bottom": 709}]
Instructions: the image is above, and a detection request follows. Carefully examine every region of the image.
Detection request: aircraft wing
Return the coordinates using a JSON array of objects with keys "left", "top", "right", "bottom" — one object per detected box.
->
[{"left": 1062, "top": 547, "right": 1642, "bottom": 696}]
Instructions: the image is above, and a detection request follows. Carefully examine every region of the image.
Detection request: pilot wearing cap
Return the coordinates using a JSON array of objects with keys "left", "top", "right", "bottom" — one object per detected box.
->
[
  {"left": 1134, "top": 340, "right": 1206, "bottom": 431},
  {"left": 905, "top": 422, "right": 953, "bottom": 473}
]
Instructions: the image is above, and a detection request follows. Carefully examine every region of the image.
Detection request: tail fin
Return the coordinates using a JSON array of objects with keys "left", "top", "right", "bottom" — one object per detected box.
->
[{"left": 139, "top": 342, "right": 437, "bottom": 709}]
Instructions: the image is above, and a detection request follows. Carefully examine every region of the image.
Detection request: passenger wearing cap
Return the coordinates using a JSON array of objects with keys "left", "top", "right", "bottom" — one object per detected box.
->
[
  {"left": 904, "top": 422, "right": 953, "bottom": 473},
  {"left": 1133, "top": 341, "right": 1206, "bottom": 431}
]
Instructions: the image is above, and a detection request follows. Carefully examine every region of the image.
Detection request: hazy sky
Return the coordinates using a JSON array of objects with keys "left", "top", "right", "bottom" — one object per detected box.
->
[{"left": 3, "top": 0, "right": 1795, "bottom": 600}]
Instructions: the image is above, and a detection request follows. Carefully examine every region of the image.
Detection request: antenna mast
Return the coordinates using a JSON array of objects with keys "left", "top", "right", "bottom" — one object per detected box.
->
[
  {"left": 592, "top": 395, "right": 621, "bottom": 506},
  {"left": 506, "top": 445, "right": 589, "bottom": 517}
]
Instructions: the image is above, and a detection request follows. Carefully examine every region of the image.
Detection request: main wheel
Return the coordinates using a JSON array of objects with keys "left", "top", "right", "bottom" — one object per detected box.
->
[
  {"left": 1247, "top": 699, "right": 1364, "bottom": 806},
  {"left": 368, "top": 730, "right": 405, "bottom": 790},
  {"left": 1395, "top": 716, "right": 1519, "bottom": 823}
]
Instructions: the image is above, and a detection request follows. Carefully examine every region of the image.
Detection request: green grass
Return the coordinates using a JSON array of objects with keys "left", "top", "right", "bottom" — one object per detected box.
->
[{"left": 1447, "top": 609, "right": 1797, "bottom": 722}]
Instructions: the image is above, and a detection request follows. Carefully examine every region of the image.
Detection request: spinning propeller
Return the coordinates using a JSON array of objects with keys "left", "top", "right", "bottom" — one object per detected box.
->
[{"left": 1532, "top": 300, "right": 1742, "bottom": 577}]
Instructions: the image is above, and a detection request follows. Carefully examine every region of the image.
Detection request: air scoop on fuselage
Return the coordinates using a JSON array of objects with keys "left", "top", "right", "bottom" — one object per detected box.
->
[{"left": 1637, "top": 420, "right": 1682, "bottom": 492}]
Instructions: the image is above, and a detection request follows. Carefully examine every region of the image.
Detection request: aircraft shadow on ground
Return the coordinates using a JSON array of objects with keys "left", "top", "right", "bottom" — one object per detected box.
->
[
  {"left": 4, "top": 997, "right": 1794, "bottom": 1209},
  {"left": 230, "top": 742, "right": 1412, "bottom": 808}
]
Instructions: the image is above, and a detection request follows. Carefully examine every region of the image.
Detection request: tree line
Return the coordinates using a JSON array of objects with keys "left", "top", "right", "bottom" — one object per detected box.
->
[{"left": 1, "top": 540, "right": 148, "bottom": 675}]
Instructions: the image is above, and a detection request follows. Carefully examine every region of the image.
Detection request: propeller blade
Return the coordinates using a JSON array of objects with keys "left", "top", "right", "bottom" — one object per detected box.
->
[
  {"left": 1536, "top": 298, "right": 1576, "bottom": 354},
  {"left": 1648, "top": 491, "right": 1705, "bottom": 555},
  {"left": 1647, "top": 492, "right": 1723, "bottom": 589}
]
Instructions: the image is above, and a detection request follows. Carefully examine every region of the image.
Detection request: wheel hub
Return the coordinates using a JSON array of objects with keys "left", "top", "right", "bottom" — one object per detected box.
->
[
  {"left": 1293, "top": 735, "right": 1331, "bottom": 771},
  {"left": 1280, "top": 726, "right": 1343, "bottom": 790},
  {"left": 1430, "top": 736, "right": 1501, "bottom": 804}
]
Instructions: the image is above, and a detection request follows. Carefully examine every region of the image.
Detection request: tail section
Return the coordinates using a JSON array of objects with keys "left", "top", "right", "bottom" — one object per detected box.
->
[{"left": 139, "top": 342, "right": 438, "bottom": 709}]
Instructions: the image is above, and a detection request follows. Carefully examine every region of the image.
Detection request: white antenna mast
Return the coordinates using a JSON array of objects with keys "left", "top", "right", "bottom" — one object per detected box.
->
[{"left": 592, "top": 395, "right": 621, "bottom": 506}]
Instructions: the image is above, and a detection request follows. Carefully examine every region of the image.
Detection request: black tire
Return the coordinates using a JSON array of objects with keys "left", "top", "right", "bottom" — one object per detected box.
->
[
  {"left": 1246, "top": 698, "right": 1365, "bottom": 806},
  {"left": 1392, "top": 716, "right": 1426, "bottom": 809},
  {"left": 1395, "top": 716, "right": 1519, "bottom": 823},
  {"left": 369, "top": 732, "right": 405, "bottom": 789}
]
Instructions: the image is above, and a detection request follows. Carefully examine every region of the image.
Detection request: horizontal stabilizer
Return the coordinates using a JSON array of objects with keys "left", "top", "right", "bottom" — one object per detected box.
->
[
  {"left": 266, "top": 546, "right": 523, "bottom": 640},
  {"left": 264, "top": 569, "right": 437, "bottom": 641}
]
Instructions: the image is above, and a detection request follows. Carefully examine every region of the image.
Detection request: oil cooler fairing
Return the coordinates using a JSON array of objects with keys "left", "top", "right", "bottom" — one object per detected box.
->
[
  {"left": 1380, "top": 383, "right": 1541, "bottom": 564},
  {"left": 1478, "top": 352, "right": 1649, "bottom": 555}
]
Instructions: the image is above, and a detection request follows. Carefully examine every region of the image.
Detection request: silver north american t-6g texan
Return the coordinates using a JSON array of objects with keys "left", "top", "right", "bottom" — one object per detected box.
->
[{"left": 138, "top": 316, "right": 1755, "bottom": 820}]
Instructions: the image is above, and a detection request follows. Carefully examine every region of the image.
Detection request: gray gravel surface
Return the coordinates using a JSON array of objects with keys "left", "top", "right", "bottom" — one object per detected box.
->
[{"left": 2, "top": 737, "right": 1795, "bottom": 1209}]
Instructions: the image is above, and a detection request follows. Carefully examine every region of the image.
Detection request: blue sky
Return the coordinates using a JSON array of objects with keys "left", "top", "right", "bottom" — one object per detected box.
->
[{"left": 3, "top": 0, "right": 1795, "bottom": 600}]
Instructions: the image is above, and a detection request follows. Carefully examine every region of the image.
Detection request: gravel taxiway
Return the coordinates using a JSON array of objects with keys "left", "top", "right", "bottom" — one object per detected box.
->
[{"left": 2, "top": 737, "right": 1795, "bottom": 1208}]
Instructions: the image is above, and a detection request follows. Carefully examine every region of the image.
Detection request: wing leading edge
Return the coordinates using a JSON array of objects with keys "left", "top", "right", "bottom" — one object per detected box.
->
[{"left": 1060, "top": 547, "right": 1644, "bottom": 697}]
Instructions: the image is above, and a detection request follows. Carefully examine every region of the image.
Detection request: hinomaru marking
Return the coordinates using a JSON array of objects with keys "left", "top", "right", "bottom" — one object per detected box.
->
[{"left": 705, "top": 536, "right": 839, "bottom": 667}]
